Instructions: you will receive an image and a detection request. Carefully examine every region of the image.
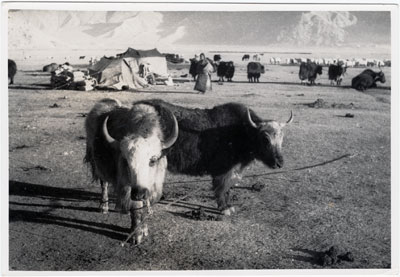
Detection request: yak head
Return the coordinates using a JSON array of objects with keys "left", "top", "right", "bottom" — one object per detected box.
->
[
  {"left": 102, "top": 106, "right": 179, "bottom": 206},
  {"left": 316, "top": 65, "right": 323, "bottom": 75},
  {"left": 377, "top": 71, "right": 386, "bottom": 83},
  {"left": 247, "top": 110, "right": 293, "bottom": 169}
]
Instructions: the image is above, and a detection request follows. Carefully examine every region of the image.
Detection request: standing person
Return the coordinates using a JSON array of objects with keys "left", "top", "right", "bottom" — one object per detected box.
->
[{"left": 194, "top": 53, "right": 214, "bottom": 93}]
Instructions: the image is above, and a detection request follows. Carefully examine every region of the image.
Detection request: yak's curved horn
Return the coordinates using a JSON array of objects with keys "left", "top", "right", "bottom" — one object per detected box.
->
[
  {"left": 162, "top": 112, "right": 179, "bottom": 150},
  {"left": 102, "top": 116, "right": 120, "bottom": 149},
  {"left": 286, "top": 110, "right": 294, "bottom": 124},
  {"left": 280, "top": 111, "right": 294, "bottom": 128},
  {"left": 247, "top": 108, "right": 258, "bottom": 128}
]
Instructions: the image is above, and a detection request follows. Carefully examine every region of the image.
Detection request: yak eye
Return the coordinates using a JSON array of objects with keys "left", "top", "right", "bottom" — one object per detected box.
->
[{"left": 149, "top": 156, "right": 158, "bottom": 167}]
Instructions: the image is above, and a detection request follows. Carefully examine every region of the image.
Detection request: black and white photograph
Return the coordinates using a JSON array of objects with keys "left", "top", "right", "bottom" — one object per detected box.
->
[{"left": 2, "top": 1, "right": 398, "bottom": 274}]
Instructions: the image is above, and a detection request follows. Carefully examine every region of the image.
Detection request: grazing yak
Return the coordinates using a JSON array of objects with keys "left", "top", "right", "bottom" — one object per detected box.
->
[
  {"left": 328, "top": 63, "right": 347, "bottom": 86},
  {"left": 247, "top": 62, "right": 265, "bottom": 83},
  {"left": 43, "top": 63, "right": 59, "bottom": 73},
  {"left": 8, "top": 59, "right": 17, "bottom": 85},
  {"left": 299, "top": 62, "right": 323, "bottom": 85},
  {"left": 84, "top": 98, "right": 179, "bottom": 244},
  {"left": 217, "top": 61, "right": 235, "bottom": 82},
  {"left": 135, "top": 99, "right": 293, "bottom": 215},
  {"left": 242, "top": 54, "right": 250, "bottom": 61},
  {"left": 351, "top": 69, "right": 386, "bottom": 91}
]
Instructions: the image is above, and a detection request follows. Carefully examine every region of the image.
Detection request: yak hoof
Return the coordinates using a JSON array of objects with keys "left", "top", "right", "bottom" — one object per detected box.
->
[
  {"left": 143, "top": 224, "right": 149, "bottom": 237},
  {"left": 100, "top": 202, "right": 109, "bottom": 214},
  {"left": 222, "top": 206, "right": 236, "bottom": 216},
  {"left": 146, "top": 199, "right": 153, "bottom": 215},
  {"left": 134, "top": 233, "right": 144, "bottom": 245},
  {"left": 133, "top": 225, "right": 149, "bottom": 245}
]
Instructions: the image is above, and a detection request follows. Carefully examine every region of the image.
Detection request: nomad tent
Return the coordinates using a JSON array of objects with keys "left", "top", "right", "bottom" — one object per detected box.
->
[
  {"left": 117, "top": 48, "right": 169, "bottom": 77},
  {"left": 89, "top": 56, "right": 148, "bottom": 90}
]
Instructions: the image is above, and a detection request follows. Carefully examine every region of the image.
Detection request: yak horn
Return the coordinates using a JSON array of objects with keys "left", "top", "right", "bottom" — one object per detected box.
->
[
  {"left": 162, "top": 112, "right": 179, "bottom": 149},
  {"left": 102, "top": 116, "right": 120, "bottom": 149},
  {"left": 280, "top": 111, "right": 294, "bottom": 128},
  {"left": 247, "top": 108, "right": 258, "bottom": 128}
]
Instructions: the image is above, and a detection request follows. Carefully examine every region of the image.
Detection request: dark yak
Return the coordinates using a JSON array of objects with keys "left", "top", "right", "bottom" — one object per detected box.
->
[
  {"left": 299, "top": 62, "right": 323, "bottom": 85},
  {"left": 242, "top": 54, "right": 250, "bottom": 61},
  {"left": 213, "top": 54, "right": 222, "bottom": 62},
  {"left": 328, "top": 64, "right": 347, "bottom": 86},
  {"left": 351, "top": 69, "right": 386, "bottom": 91},
  {"left": 247, "top": 62, "right": 265, "bottom": 83},
  {"left": 189, "top": 58, "right": 199, "bottom": 81},
  {"left": 217, "top": 61, "right": 235, "bottom": 82},
  {"left": 225, "top": 61, "right": 235, "bottom": 82},
  {"left": 85, "top": 98, "right": 179, "bottom": 244},
  {"left": 43, "top": 63, "right": 59, "bottom": 73},
  {"left": 135, "top": 99, "right": 293, "bottom": 215},
  {"left": 8, "top": 59, "right": 17, "bottom": 85}
]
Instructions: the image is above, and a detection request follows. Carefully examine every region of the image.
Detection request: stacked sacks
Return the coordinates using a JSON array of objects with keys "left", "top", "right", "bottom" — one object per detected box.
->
[
  {"left": 50, "top": 63, "right": 97, "bottom": 91},
  {"left": 50, "top": 63, "right": 75, "bottom": 89}
]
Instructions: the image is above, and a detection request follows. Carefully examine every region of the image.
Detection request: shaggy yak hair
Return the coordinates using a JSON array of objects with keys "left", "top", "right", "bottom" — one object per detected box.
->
[
  {"left": 299, "top": 62, "right": 323, "bottom": 85},
  {"left": 84, "top": 98, "right": 178, "bottom": 244},
  {"left": 135, "top": 99, "right": 293, "bottom": 215},
  {"left": 351, "top": 69, "right": 386, "bottom": 91}
]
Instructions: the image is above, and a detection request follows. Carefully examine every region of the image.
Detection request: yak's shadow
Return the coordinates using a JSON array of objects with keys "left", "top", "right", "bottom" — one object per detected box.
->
[
  {"left": 9, "top": 209, "right": 128, "bottom": 241},
  {"left": 9, "top": 180, "right": 127, "bottom": 241},
  {"left": 9, "top": 180, "right": 102, "bottom": 202}
]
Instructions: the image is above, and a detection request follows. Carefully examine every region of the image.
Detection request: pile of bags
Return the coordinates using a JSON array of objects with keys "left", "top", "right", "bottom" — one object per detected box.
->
[{"left": 50, "top": 63, "right": 97, "bottom": 91}]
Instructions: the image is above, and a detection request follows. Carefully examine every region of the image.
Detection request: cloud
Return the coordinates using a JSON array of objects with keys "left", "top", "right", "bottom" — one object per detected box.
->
[
  {"left": 8, "top": 11, "right": 186, "bottom": 50},
  {"left": 276, "top": 11, "right": 358, "bottom": 46}
]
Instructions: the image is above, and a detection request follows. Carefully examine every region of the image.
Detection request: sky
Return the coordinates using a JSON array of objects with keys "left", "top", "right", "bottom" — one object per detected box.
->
[{"left": 8, "top": 10, "right": 391, "bottom": 52}]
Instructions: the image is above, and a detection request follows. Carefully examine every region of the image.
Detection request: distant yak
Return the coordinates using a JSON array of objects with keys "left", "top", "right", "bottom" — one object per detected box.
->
[{"left": 8, "top": 59, "right": 17, "bottom": 85}]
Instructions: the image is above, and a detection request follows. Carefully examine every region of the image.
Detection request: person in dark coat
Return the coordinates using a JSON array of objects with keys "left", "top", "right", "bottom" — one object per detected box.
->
[{"left": 194, "top": 53, "right": 214, "bottom": 93}]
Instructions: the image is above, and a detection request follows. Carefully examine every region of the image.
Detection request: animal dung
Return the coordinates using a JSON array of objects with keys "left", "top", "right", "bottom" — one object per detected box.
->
[
  {"left": 319, "top": 246, "right": 354, "bottom": 267},
  {"left": 345, "top": 113, "right": 355, "bottom": 118},
  {"left": 251, "top": 182, "right": 266, "bottom": 192},
  {"left": 49, "top": 103, "right": 60, "bottom": 108}
]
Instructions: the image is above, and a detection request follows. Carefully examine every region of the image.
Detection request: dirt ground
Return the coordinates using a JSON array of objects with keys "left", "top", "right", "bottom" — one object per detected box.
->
[{"left": 8, "top": 63, "right": 391, "bottom": 271}]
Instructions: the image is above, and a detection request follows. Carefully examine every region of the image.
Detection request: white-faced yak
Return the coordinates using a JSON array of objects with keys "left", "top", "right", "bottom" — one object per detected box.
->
[
  {"left": 84, "top": 98, "right": 179, "bottom": 244},
  {"left": 351, "top": 69, "right": 386, "bottom": 91},
  {"left": 135, "top": 99, "right": 293, "bottom": 216}
]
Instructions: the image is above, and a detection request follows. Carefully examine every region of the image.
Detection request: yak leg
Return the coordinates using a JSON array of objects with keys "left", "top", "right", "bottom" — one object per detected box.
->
[
  {"left": 212, "top": 165, "right": 244, "bottom": 216},
  {"left": 130, "top": 201, "right": 149, "bottom": 245},
  {"left": 100, "top": 180, "right": 109, "bottom": 214}
]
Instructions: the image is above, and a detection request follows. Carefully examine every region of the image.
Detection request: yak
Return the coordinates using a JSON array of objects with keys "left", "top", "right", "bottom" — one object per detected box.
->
[
  {"left": 43, "top": 63, "right": 59, "bottom": 73},
  {"left": 84, "top": 98, "right": 179, "bottom": 244},
  {"left": 135, "top": 99, "right": 293, "bottom": 215},
  {"left": 351, "top": 69, "right": 386, "bottom": 91},
  {"left": 328, "top": 63, "right": 347, "bottom": 86},
  {"left": 8, "top": 59, "right": 17, "bottom": 85},
  {"left": 299, "top": 62, "right": 323, "bottom": 85},
  {"left": 225, "top": 61, "right": 235, "bottom": 82},
  {"left": 213, "top": 54, "right": 222, "bottom": 62},
  {"left": 242, "top": 54, "right": 250, "bottom": 61},
  {"left": 189, "top": 58, "right": 199, "bottom": 81},
  {"left": 217, "top": 61, "right": 235, "bottom": 82},
  {"left": 247, "top": 62, "right": 265, "bottom": 83}
]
